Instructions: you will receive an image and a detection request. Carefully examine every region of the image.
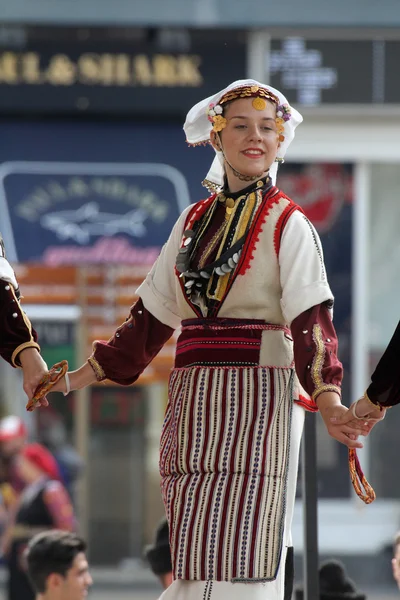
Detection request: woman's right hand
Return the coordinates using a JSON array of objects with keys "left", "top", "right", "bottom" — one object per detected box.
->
[
  {"left": 49, "top": 376, "right": 69, "bottom": 394},
  {"left": 49, "top": 362, "right": 98, "bottom": 394},
  {"left": 26, "top": 362, "right": 98, "bottom": 412}
]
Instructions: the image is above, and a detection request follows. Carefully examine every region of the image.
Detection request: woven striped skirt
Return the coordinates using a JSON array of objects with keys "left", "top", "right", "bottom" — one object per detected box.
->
[{"left": 160, "top": 318, "right": 298, "bottom": 584}]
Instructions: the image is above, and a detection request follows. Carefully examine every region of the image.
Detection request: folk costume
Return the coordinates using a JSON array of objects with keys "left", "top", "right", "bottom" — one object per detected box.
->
[
  {"left": 0, "top": 235, "right": 40, "bottom": 367},
  {"left": 365, "top": 320, "right": 400, "bottom": 408},
  {"left": 87, "top": 80, "right": 343, "bottom": 600}
]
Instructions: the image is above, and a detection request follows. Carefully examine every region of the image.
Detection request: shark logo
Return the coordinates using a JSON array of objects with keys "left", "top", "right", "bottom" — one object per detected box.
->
[{"left": 40, "top": 202, "right": 148, "bottom": 244}]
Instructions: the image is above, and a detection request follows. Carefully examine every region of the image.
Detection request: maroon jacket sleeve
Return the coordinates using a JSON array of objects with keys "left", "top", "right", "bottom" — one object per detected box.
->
[
  {"left": 0, "top": 279, "right": 40, "bottom": 367},
  {"left": 291, "top": 302, "right": 343, "bottom": 401},
  {"left": 367, "top": 320, "right": 400, "bottom": 407},
  {"left": 88, "top": 298, "right": 174, "bottom": 385}
]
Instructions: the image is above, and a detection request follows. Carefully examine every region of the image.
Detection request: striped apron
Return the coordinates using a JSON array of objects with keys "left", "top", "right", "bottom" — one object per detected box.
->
[{"left": 160, "top": 318, "right": 295, "bottom": 583}]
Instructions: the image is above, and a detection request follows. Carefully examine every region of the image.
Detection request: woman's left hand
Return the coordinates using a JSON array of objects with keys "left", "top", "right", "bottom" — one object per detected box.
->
[
  {"left": 317, "top": 391, "right": 369, "bottom": 448},
  {"left": 320, "top": 403, "right": 365, "bottom": 448}
]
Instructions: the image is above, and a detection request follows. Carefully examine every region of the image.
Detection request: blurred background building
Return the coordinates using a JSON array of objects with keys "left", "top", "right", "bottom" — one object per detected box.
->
[{"left": 0, "top": 0, "right": 400, "bottom": 594}]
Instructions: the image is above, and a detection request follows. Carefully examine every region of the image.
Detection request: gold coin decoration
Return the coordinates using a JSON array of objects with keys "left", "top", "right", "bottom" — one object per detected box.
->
[{"left": 252, "top": 97, "right": 267, "bottom": 111}]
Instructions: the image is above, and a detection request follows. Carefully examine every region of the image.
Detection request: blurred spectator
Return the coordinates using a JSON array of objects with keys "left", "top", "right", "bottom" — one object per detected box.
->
[
  {"left": 295, "top": 559, "right": 366, "bottom": 599},
  {"left": 0, "top": 415, "right": 28, "bottom": 459},
  {"left": 144, "top": 517, "right": 173, "bottom": 590},
  {"left": 26, "top": 530, "right": 92, "bottom": 600},
  {"left": 0, "top": 415, "right": 29, "bottom": 494},
  {"left": 0, "top": 412, "right": 84, "bottom": 503},
  {"left": 37, "top": 410, "right": 84, "bottom": 503},
  {"left": 3, "top": 443, "right": 76, "bottom": 600},
  {"left": 0, "top": 462, "right": 18, "bottom": 540},
  {"left": 392, "top": 531, "right": 400, "bottom": 590}
]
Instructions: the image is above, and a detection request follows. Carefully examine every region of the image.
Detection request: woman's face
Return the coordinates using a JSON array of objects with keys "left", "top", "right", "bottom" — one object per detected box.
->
[{"left": 211, "top": 97, "right": 280, "bottom": 189}]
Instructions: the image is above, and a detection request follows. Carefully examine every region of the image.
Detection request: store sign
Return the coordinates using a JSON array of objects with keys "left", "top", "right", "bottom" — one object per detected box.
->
[
  {"left": 0, "top": 116, "right": 212, "bottom": 264},
  {"left": 0, "top": 36, "right": 246, "bottom": 113},
  {"left": 270, "top": 37, "right": 397, "bottom": 105},
  {"left": 1, "top": 161, "right": 190, "bottom": 264},
  {"left": 0, "top": 51, "right": 203, "bottom": 88}
]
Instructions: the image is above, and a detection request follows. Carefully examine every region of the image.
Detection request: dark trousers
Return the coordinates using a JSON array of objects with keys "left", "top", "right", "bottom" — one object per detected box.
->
[{"left": 284, "top": 546, "right": 294, "bottom": 600}]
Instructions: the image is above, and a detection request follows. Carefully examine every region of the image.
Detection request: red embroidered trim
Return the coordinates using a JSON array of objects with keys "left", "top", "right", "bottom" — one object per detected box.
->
[
  {"left": 185, "top": 194, "right": 217, "bottom": 232},
  {"left": 175, "top": 194, "right": 218, "bottom": 318},
  {"left": 237, "top": 188, "right": 282, "bottom": 276},
  {"left": 273, "top": 200, "right": 303, "bottom": 257},
  {"left": 294, "top": 394, "right": 319, "bottom": 413}
]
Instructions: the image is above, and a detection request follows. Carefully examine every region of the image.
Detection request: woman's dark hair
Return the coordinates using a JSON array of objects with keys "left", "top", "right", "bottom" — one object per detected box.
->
[{"left": 26, "top": 530, "right": 86, "bottom": 593}]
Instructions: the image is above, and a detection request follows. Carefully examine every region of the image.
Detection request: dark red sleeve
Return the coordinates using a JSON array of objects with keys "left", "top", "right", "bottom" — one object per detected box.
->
[
  {"left": 88, "top": 298, "right": 174, "bottom": 385},
  {"left": 367, "top": 320, "right": 400, "bottom": 407},
  {"left": 0, "top": 279, "right": 40, "bottom": 367},
  {"left": 291, "top": 302, "right": 343, "bottom": 401}
]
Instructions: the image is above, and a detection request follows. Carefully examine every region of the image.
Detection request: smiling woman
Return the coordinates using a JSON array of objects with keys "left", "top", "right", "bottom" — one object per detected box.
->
[
  {"left": 37, "top": 79, "right": 371, "bottom": 600},
  {"left": 209, "top": 98, "right": 280, "bottom": 193}
]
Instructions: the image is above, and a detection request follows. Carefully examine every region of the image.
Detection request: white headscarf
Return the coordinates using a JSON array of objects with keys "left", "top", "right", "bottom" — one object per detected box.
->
[{"left": 183, "top": 78, "right": 303, "bottom": 188}]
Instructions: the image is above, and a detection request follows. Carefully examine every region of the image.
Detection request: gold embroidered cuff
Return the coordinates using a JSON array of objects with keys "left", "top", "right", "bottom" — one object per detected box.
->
[
  {"left": 312, "top": 384, "right": 342, "bottom": 402},
  {"left": 311, "top": 324, "right": 325, "bottom": 390},
  {"left": 12, "top": 342, "right": 41, "bottom": 368},
  {"left": 364, "top": 390, "right": 388, "bottom": 410},
  {"left": 88, "top": 355, "right": 106, "bottom": 382}
]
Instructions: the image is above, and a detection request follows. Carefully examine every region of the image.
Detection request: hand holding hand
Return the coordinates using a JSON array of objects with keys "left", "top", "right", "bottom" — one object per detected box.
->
[
  {"left": 25, "top": 360, "right": 69, "bottom": 412},
  {"left": 19, "top": 348, "right": 49, "bottom": 408},
  {"left": 329, "top": 395, "right": 386, "bottom": 435},
  {"left": 317, "top": 391, "right": 366, "bottom": 448}
]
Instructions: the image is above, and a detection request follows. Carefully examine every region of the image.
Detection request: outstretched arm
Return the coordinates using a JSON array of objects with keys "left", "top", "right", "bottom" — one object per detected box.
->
[
  {"left": 367, "top": 320, "right": 400, "bottom": 407},
  {"left": 0, "top": 275, "right": 41, "bottom": 368},
  {"left": 0, "top": 241, "right": 47, "bottom": 399},
  {"left": 51, "top": 361, "right": 98, "bottom": 394},
  {"left": 37, "top": 205, "right": 193, "bottom": 400},
  {"left": 329, "top": 321, "right": 400, "bottom": 429},
  {"left": 46, "top": 298, "right": 175, "bottom": 399}
]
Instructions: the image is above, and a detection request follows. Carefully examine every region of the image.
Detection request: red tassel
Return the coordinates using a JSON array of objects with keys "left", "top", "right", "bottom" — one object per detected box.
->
[{"left": 348, "top": 448, "right": 376, "bottom": 504}]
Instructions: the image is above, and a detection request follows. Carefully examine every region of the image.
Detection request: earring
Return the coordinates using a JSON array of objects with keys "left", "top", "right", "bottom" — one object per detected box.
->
[
  {"left": 275, "top": 157, "right": 284, "bottom": 163},
  {"left": 215, "top": 133, "right": 223, "bottom": 152}
]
